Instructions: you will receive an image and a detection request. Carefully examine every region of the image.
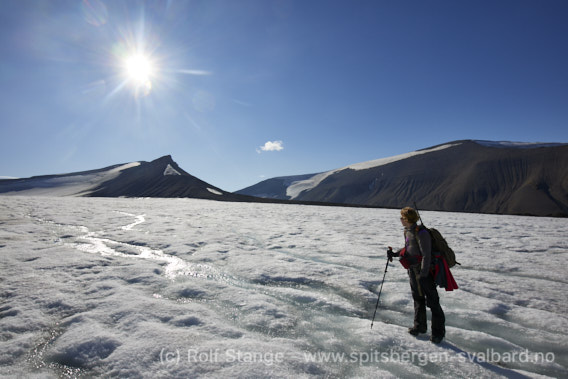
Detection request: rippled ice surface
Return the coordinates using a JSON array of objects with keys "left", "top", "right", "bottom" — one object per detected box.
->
[{"left": 1, "top": 197, "right": 566, "bottom": 378}]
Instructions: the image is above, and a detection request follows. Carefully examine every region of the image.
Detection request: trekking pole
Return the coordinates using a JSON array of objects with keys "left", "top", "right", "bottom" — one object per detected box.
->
[
  {"left": 413, "top": 201, "right": 424, "bottom": 226},
  {"left": 371, "top": 254, "right": 391, "bottom": 329}
]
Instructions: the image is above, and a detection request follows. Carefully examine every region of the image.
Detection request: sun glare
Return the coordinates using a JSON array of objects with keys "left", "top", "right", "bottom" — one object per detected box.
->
[
  {"left": 124, "top": 54, "right": 153, "bottom": 83},
  {"left": 122, "top": 53, "right": 155, "bottom": 96}
]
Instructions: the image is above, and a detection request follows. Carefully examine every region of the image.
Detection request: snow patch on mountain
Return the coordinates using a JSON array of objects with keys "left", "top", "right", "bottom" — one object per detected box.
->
[
  {"left": 163, "top": 164, "right": 181, "bottom": 176},
  {"left": 286, "top": 143, "right": 459, "bottom": 199},
  {"left": 207, "top": 188, "right": 222, "bottom": 195},
  {"left": 474, "top": 140, "right": 568, "bottom": 149},
  {"left": 348, "top": 143, "right": 460, "bottom": 170},
  {"left": 108, "top": 162, "right": 141, "bottom": 174}
]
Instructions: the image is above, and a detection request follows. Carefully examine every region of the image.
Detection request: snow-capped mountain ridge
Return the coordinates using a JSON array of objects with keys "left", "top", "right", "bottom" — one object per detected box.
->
[
  {"left": 286, "top": 143, "right": 460, "bottom": 199},
  {"left": 0, "top": 155, "right": 242, "bottom": 202},
  {"left": 238, "top": 140, "right": 568, "bottom": 217},
  {"left": 2, "top": 140, "right": 567, "bottom": 216}
]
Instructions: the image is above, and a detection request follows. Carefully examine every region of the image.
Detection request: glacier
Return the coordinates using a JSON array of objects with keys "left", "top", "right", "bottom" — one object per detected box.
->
[{"left": 0, "top": 196, "right": 566, "bottom": 378}]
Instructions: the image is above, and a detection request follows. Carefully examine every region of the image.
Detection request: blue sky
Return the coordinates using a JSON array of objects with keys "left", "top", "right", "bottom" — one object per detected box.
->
[{"left": 1, "top": 0, "right": 567, "bottom": 192}]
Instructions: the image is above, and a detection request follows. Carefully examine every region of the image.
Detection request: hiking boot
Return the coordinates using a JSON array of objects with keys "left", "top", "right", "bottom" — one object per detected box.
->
[
  {"left": 408, "top": 327, "right": 427, "bottom": 336},
  {"left": 430, "top": 335, "right": 444, "bottom": 344}
]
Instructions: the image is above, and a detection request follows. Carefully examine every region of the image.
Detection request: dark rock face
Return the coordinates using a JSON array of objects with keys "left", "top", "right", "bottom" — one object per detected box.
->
[{"left": 87, "top": 155, "right": 234, "bottom": 200}]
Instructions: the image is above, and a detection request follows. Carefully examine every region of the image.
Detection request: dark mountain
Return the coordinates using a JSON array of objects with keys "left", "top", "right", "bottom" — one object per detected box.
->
[
  {"left": 3, "top": 141, "right": 567, "bottom": 216},
  {"left": 0, "top": 155, "right": 251, "bottom": 202},
  {"left": 86, "top": 155, "right": 240, "bottom": 200},
  {"left": 237, "top": 140, "right": 568, "bottom": 217}
]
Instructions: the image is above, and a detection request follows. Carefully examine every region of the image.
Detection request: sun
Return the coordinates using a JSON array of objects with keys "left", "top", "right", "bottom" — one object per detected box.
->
[
  {"left": 124, "top": 53, "right": 154, "bottom": 83},
  {"left": 122, "top": 52, "right": 156, "bottom": 95}
]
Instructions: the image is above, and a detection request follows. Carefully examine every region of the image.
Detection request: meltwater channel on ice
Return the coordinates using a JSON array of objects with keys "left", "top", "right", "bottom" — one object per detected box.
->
[{"left": 1, "top": 196, "right": 566, "bottom": 378}]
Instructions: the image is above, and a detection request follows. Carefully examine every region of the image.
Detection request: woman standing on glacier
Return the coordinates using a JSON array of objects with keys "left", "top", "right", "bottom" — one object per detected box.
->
[{"left": 387, "top": 207, "right": 445, "bottom": 344}]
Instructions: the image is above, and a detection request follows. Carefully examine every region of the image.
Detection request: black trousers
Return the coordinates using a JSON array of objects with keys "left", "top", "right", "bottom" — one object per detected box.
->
[{"left": 408, "top": 267, "right": 445, "bottom": 337}]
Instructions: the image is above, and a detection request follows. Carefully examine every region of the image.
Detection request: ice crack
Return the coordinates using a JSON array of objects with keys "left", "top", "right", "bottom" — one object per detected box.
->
[
  {"left": 61, "top": 212, "right": 219, "bottom": 281},
  {"left": 116, "top": 212, "right": 146, "bottom": 231}
]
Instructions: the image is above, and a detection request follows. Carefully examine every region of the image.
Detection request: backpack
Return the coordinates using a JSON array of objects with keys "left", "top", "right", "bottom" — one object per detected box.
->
[{"left": 416, "top": 225, "right": 460, "bottom": 268}]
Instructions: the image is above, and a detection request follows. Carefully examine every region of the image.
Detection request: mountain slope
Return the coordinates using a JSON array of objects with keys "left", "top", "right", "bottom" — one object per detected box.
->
[
  {"left": 235, "top": 174, "right": 319, "bottom": 199},
  {"left": 237, "top": 140, "right": 568, "bottom": 216},
  {"left": 86, "top": 155, "right": 237, "bottom": 200},
  {"left": 0, "top": 162, "right": 140, "bottom": 197},
  {"left": 0, "top": 155, "right": 249, "bottom": 202}
]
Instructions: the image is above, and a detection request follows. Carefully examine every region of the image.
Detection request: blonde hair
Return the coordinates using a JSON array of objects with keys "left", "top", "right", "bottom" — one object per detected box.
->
[{"left": 401, "top": 207, "right": 419, "bottom": 224}]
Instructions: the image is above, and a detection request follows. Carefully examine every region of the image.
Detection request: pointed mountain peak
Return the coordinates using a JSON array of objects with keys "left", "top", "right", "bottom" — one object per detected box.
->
[
  {"left": 152, "top": 155, "right": 175, "bottom": 163},
  {"left": 145, "top": 155, "right": 188, "bottom": 176}
]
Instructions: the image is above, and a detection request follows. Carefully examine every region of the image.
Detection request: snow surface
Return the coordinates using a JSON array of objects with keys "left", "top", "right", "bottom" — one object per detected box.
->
[
  {"left": 1, "top": 196, "right": 567, "bottom": 378},
  {"left": 0, "top": 162, "right": 141, "bottom": 197},
  {"left": 286, "top": 143, "right": 459, "bottom": 199}
]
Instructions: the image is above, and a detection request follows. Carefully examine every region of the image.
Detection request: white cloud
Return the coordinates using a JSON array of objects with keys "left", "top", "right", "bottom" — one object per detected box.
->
[{"left": 257, "top": 140, "right": 284, "bottom": 153}]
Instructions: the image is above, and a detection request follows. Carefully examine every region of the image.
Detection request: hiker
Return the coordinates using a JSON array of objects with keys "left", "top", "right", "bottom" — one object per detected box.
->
[{"left": 387, "top": 207, "right": 446, "bottom": 344}]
